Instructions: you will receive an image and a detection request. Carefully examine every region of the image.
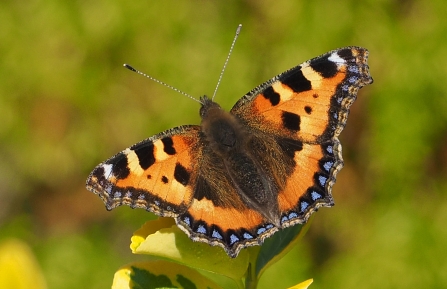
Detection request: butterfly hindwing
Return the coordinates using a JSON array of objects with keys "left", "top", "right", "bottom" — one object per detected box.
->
[{"left": 176, "top": 195, "right": 277, "bottom": 258}]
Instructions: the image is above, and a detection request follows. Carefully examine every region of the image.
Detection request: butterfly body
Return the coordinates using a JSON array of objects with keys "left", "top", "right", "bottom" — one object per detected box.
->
[
  {"left": 87, "top": 47, "right": 373, "bottom": 257},
  {"left": 199, "top": 95, "right": 282, "bottom": 226}
]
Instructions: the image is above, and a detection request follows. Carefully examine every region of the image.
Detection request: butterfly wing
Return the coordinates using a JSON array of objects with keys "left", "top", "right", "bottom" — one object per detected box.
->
[
  {"left": 86, "top": 125, "right": 202, "bottom": 217},
  {"left": 230, "top": 46, "right": 373, "bottom": 227}
]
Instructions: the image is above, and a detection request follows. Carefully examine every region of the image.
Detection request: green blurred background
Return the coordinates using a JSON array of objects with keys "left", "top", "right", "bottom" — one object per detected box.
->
[{"left": 1, "top": 0, "right": 446, "bottom": 288}]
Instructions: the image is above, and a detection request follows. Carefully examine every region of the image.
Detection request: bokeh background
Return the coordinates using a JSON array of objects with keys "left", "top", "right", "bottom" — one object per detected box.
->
[{"left": 1, "top": 0, "right": 446, "bottom": 288}]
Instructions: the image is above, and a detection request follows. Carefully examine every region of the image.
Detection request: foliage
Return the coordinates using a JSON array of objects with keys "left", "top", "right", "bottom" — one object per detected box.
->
[{"left": 118, "top": 217, "right": 311, "bottom": 288}]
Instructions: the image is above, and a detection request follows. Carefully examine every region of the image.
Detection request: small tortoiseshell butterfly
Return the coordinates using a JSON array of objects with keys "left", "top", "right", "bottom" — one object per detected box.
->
[{"left": 86, "top": 46, "right": 372, "bottom": 258}]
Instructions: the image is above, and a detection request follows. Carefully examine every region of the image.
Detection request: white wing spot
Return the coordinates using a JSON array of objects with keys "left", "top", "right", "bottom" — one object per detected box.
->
[
  {"left": 102, "top": 164, "right": 113, "bottom": 179},
  {"left": 328, "top": 52, "right": 346, "bottom": 64}
]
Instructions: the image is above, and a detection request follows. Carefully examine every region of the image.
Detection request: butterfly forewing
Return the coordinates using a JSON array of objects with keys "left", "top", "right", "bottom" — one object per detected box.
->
[{"left": 86, "top": 125, "right": 201, "bottom": 216}]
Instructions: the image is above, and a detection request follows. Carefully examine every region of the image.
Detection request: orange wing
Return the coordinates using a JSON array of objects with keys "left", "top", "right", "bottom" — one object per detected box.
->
[
  {"left": 231, "top": 46, "right": 373, "bottom": 227},
  {"left": 86, "top": 125, "right": 201, "bottom": 217}
]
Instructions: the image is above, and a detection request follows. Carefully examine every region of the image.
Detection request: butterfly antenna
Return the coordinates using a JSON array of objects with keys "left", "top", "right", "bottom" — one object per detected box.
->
[
  {"left": 123, "top": 64, "right": 202, "bottom": 104},
  {"left": 211, "top": 24, "right": 242, "bottom": 101}
]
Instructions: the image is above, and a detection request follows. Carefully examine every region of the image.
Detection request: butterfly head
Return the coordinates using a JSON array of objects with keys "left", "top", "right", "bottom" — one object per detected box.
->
[{"left": 199, "top": 95, "right": 223, "bottom": 120}]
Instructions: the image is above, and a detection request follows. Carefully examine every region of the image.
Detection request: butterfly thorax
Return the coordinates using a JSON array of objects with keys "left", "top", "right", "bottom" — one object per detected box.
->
[
  {"left": 200, "top": 96, "right": 242, "bottom": 153},
  {"left": 198, "top": 95, "right": 281, "bottom": 226}
]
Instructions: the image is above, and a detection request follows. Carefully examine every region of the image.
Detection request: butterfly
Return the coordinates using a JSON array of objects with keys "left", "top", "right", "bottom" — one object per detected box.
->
[{"left": 86, "top": 46, "right": 373, "bottom": 258}]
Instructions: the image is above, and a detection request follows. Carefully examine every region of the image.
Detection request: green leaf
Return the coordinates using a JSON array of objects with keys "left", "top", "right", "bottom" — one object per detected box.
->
[
  {"left": 112, "top": 260, "right": 223, "bottom": 289},
  {"left": 255, "top": 217, "right": 312, "bottom": 279},
  {"left": 131, "top": 218, "right": 249, "bottom": 281}
]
